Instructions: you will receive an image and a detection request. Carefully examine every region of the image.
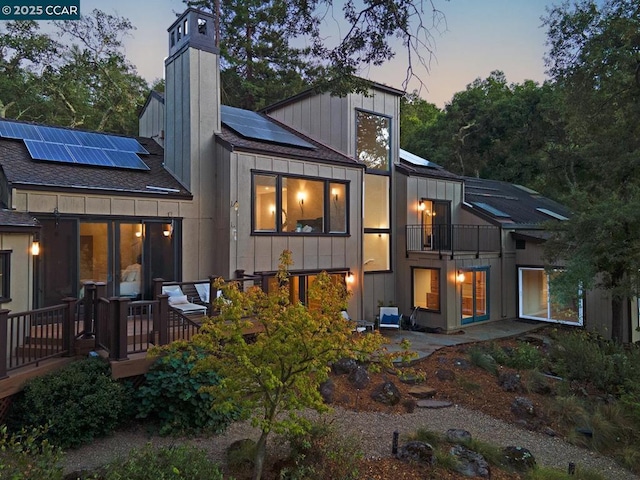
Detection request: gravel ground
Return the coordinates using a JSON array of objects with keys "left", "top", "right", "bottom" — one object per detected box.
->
[{"left": 63, "top": 405, "right": 639, "bottom": 480}]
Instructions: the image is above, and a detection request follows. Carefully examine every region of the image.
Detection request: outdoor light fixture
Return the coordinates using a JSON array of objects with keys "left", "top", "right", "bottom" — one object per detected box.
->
[
  {"left": 346, "top": 272, "right": 355, "bottom": 284},
  {"left": 31, "top": 234, "right": 40, "bottom": 256},
  {"left": 163, "top": 223, "right": 173, "bottom": 237},
  {"left": 457, "top": 271, "right": 466, "bottom": 283},
  {"left": 418, "top": 200, "right": 425, "bottom": 211},
  {"left": 232, "top": 200, "right": 239, "bottom": 212}
]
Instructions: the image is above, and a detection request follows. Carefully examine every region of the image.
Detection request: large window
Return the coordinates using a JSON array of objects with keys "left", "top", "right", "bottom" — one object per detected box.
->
[
  {"left": 252, "top": 172, "right": 348, "bottom": 235},
  {"left": 518, "top": 267, "right": 583, "bottom": 325},
  {"left": 0, "top": 250, "right": 10, "bottom": 302},
  {"left": 356, "top": 111, "right": 390, "bottom": 170},
  {"left": 413, "top": 268, "right": 440, "bottom": 311}
]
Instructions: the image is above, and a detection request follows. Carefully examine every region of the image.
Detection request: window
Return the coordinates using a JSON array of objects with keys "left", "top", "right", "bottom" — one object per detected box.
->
[
  {"left": 413, "top": 268, "right": 440, "bottom": 311},
  {"left": 518, "top": 267, "right": 583, "bottom": 325},
  {"left": 265, "top": 271, "right": 347, "bottom": 308},
  {"left": 356, "top": 111, "right": 390, "bottom": 170},
  {"left": 252, "top": 172, "right": 348, "bottom": 235},
  {"left": 0, "top": 250, "right": 10, "bottom": 301},
  {"left": 420, "top": 199, "right": 451, "bottom": 250},
  {"left": 460, "top": 267, "right": 489, "bottom": 324}
]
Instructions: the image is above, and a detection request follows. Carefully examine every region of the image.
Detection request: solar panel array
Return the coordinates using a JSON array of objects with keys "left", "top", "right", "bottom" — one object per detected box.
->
[
  {"left": 0, "top": 119, "right": 150, "bottom": 171},
  {"left": 221, "top": 105, "right": 316, "bottom": 150},
  {"left": 471, "top": 201, "right": 511, "bottom": 218}
]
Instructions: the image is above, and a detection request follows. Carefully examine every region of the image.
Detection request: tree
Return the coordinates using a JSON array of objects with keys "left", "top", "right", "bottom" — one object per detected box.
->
[
  {"left": 186, "top": 0, "right": 447, "bottom": 109},
  {"left": 168, "top": 251, "right": 410, "bottom": 479},
  {"left": 400, "top": 90, "right": 441, "bottom": 150},
  {"left": 542, "top": 0, "right": 640, "bottom": 342}
]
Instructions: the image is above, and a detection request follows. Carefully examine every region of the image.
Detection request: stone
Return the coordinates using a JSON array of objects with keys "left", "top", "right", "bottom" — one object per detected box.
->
[
  {"left": 542, "top": 427, "right": 557, "bottom": 437},
  {"left": 332, "top": 357, "right": 358, "bottom": 375},
  {"left": 498, "top": 371, "right": 521, "bottom": 392},
  {"left": 407, "top": 385, "right": 437, "bottom": 399},
  {"left": 511, "top": 396, "right": 535, "bottom": 417},
  {"left": 445, "top": 428, "right": 472, "bottom": 443},
  {"left": 396, "top": 441, "right": 436, "bottom": 465},
  {"left": 348, "top": 365, "right": 370, "bottom": 389},
  {"left": 319, "top": 378, "right": 335, "bottom": 404},
  {"left": 502, "top": 446, "right": 536, "bottom": 471},
  {"left": 453, "top": 358, "right": 472, "bottom": 369},
  {"left": 371, "top": 381, "right": 402, "bottom": 406},
  {"left": 436, "top": 369, "right": 456, "bottom": 381},
  {"left": 416, "top": 399, "right": 453, "bottom": 409},
  {"left": 450, "top": 444, "right": 491, "bottom": 478}
]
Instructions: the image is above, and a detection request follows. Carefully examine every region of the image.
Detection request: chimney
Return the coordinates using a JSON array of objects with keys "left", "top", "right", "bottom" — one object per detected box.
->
[{"left": 164, "top": 8, "right": 221, "bottom": 189}]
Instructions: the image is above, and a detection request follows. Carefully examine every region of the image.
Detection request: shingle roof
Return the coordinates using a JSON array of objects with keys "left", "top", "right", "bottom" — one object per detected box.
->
[
  {"left": 0, "top": 126, "right": 191, "bottom": 199},
  {"left": 464, "top": 177, "right": 571, "bottom": 226},
  {"left": 0, "top": 209, "right": 40, "bottom": 230},
  {"left": 396, "top": 151, "right": 462, "bottom": 181}
]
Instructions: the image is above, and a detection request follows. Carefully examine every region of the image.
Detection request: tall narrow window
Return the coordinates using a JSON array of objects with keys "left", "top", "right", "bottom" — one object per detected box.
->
[
  {"left": 356, "top": 111, "right": 390, "bottom": 170},
  {"left": 460, "top": 268, "right": 489, "bottom": 324},
  {"left": 329, "top": 182, "right": 347, "bottom": 233},
  {"left": 0, "top": 250, "right": 10, "bottom": 301},
  {"left": 254, "top": 174, "right": 277, "bottom": 232}
]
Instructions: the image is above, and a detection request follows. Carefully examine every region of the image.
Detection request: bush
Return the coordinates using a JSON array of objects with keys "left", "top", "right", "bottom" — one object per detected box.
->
[
  {"left": 0, "top": 424, "right": 64, "bottom": 480},
  {"left": 8, "top": 358, "right": 125, "bottom": 448},
  {"left": 135, "top": 347, "right": 237, "bottom": 435},
  {"left": 99, "top": 443, "right": 224, "bottom": 480}
]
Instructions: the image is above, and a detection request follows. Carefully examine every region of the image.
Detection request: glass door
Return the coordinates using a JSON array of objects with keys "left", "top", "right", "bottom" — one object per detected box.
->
[{"left": 460, "top": 267, "right": 489, "bottom": 324}]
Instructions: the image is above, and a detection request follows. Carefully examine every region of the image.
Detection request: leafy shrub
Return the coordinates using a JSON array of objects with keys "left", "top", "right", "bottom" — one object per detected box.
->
[
  {"left": 0, "top": 425, "right": 64, "bottom": 480},
  {"left": 8, "top": 358, "right": 125, "bottom": 448},
  {"left": 280, "top": 421, "right": 363, "bottom": 480},
  {"left": 505, "top": 343, "right": 546, "bottom": 371},
  {"left": 469, "top": 341, "right": 545, "bottom": 372},
  {"left": 100, "top": 443, "right": 224, "bottom": 480},
  {"left": 135, "top": 347, "right": 236, "bottom": 435},
  {"left": 468, "top": 346, "right": 498, "bottom": 375}
]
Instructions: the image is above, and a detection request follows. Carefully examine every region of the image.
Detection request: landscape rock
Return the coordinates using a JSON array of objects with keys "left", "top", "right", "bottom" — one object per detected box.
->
[
  {"left": 450, "top": 444, "right": 491, "bottom": 478},
  {"left": 445, "top": 428, "right": 472, "bottom": 443},
  {"left": 511, "top": 396, "right": 535, "bottom": 417},
  {"left": 502, "top": 446, "right": 536, "bottom": 471},
  {"left": 396, "top": 441, "right": 436, "bottom": 465},
  {"left": 371, "top": 381, "right": 402, "bottom": 405},
  {"left": 319, "top": 378, "right": 335, "bottom": 403},
  {"left": 416, "top": 399, "right": 453, "bottom": 409},
  {"left": 348, "top": 365, "right": 370, "bottom": 389},
  {"left": 436, "top": 369, "right": 456, "bottom": 381},
  {"left": 453, "top": 358, "right": 472, "bottom": 369},
  {"left": 407, "top": 385, "right": 437, "bottom": 399},
  {"left": 332, "top": 357, "right": 358, "bottom": 375},
  {"left": 498, "top": 371, "right": 521, "bottom": 392}
]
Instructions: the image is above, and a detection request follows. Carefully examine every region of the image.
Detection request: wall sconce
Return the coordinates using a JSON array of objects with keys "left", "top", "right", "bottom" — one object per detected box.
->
[
  {"left": 418, "top": 200, "right": 425, "bottom": 211},
  {"left": 232, "top": 200, "right": 239, "bottom": 212},
  {"left": 269, "top": 205, "right": 276, "bottom": 216},
  {"left": 331, "top": 188, "right": 339, "bottom": 203},
  {"left": 135, "top": 224, "right": 143, "bottom": 238},
  {"left": 163, "top": 223, "right": 173, "bottom": 237},
  {"left": 297, "top": 192, "right": 305, "bottom": 215},
  {"left": 456, "top": 271, "right": 466, "bottom": 283},
  {"left": 346, "top": 272, "right": 355, "bottom": 285},
  {"left": 31, "top": 235, "right": 40, "bottom": 256}
]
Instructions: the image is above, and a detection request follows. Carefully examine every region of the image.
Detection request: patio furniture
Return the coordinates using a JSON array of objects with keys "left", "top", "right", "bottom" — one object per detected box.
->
[
  {"left": 162, "top": 285, "right": 208, "bottom": 315},
  {"left": 341, "top": 311, "right": 375, "bottom": 333},
  {"left": 378, "top": 306, "right": 402, "bottom": 329}
]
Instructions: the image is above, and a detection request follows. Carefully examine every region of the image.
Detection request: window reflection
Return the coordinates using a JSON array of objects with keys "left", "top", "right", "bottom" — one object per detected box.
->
[{"left": 357, "top": 111, "right": 390, "bottom": 170}]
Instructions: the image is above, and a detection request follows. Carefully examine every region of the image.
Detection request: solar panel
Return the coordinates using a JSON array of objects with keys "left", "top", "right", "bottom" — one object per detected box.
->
[
  {"left": 67, "top": 145, "right": 112, "bottom": 166},
  {"left": 221, "top": 105, "right": 316, "bottom": 150},
  {"left": 0, "top": 120, "right": 43, "bottom": 140},
  {"left": 108, "top": 136, "right": 149, "bottom": 154},
  {"left": 73, "top": 131, "right": 118, "bottom": 150},
  {"left": 536, "top": 208, "right": 568, "bottom": 221},
  {"left": 471, "top": 202, "right": 511, "bottom": 218},
  {"left": 104, "top": 150, "right": 150, "bottom": 170},
  {"left": 24, "top": 140, "right": 74, "bottom": 163},
  {"left": 37, "top": 126, "right": 81, "bottom": 145}
]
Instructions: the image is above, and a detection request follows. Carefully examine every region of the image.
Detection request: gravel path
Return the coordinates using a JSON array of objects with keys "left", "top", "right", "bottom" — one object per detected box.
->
[{"left": 63, "top": 405, "right": 639, "bottom": 479}]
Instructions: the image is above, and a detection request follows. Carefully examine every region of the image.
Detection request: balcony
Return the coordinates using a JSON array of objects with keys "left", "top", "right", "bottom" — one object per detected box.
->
[{"left": 406, "top": 224, "right": 501, "bottom": 258}]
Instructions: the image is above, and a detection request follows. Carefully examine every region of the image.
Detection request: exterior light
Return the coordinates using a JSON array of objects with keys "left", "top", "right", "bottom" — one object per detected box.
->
[
  {"left": 346, "top": 272, "right": 355, "bottom": 284},
  {"left": 418, "top": 200, "right": 425, "bottom": 211},
  {"left": 31, "top": 240, "right": 40, "bottom": 256},
  {"left": 163, "top": 223, "right": 173, "bottom": 237},
  {"left": 457, "top": 271, "right": 466, "bottom": 283}
]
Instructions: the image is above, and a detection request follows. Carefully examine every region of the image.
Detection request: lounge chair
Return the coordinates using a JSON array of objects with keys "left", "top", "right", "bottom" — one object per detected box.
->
[
  {"left": 378, "top": 306, "right": 401, "bottom": 329},
  {"left": 162, "top": 285, "right": 208, "bottom": 315},
  {"left": 341, "top": 311, "right": 375, "bottom": 333}
]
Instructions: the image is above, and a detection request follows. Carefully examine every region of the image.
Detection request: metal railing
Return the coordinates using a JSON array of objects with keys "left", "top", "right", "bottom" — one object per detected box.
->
[{"left": 406, "top": 224, "right": 501, "bottom": 258}]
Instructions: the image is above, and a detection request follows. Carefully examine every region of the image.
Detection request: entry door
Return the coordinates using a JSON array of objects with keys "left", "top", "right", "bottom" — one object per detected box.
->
[{"left": 461, "top": 268, "right": 489, "bottom": 324}]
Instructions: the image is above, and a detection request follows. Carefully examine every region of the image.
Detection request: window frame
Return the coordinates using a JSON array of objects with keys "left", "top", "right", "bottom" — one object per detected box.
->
[
  {"left": 460, "top": 266, "right": 490, "bottom": 325},
  {"left": 251, "top": 170, "right": 350, "bottom": 236},
  {"left": 0, "top": 250, "right": 11, "bottom": 302},
  {"left": 355, "top": 109, "right": 392, "bottom": 173},
  {"left": 411, "top": 266, "right": 441, "bottom": 313}
]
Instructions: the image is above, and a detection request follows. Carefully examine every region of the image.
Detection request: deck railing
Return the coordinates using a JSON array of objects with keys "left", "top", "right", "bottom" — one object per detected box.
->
[{"left": 406, "top": 224, "right": 501, "bottom": 258}]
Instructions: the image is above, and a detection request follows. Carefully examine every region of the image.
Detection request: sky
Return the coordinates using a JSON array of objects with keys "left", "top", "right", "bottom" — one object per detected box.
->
[{"left": 76, "top": 0, "right": 553, "bottom": 108}]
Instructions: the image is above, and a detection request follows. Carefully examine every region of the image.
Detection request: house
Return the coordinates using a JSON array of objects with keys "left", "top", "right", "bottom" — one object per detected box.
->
[{"left": 0, "top": 6, "right": 637, "bottom": 351}]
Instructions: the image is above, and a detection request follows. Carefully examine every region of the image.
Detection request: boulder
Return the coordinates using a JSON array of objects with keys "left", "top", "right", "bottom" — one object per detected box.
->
[
  {"left": 502, "top": 446, "right": 536, "bottom": 472},
  {"left": 498, "top": 371, "right": 521, "bottom": 392},
  {"left": 436, "top": 369, "right": 456, "bottom": 381},
  {"left": 511, "top": 396, "right": 535, "bottom": 417},
  {"left": 450, "top": 444, "right": 491, "bottom": 478},
  {"left": 319, "top": 378, "right": 335, "bottom": 404},
  {"left": 332, "top": 357, "right": 358, "bottom": 375},
  {"left": 348, "top": 365, "right": 370, "bottom": 389},
  {"left": 445, "top": 428, "right": 472, "bottom": 443},
  {"left": 396, "top": 441, "right": 436, "bottom": 465},
  {"left": 453, "top": 358, "right": 472, "bottom": 370},
  {"left": 371, "top": 381, "right": 402, "bottom": 405}
]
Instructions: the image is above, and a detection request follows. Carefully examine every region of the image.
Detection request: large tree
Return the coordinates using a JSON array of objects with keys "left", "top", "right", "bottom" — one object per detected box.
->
[
  {"left": 185, "top": 0, "right": 447, "bottom": 109},
  {"left": 542, "top": 0, "right": 640, "bottom": 342}
]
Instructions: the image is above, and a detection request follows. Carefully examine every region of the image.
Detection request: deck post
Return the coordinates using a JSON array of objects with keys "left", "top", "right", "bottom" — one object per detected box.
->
[
  {"left": 110, "top": 297, "right": 130, "bottom": 361},
  {"left": 154, "top": 295, "right": 169, "bottom": 345},
  {"left": 0, "top": 309, "right": 9, "bottom": 379},
  {"left": 82, "top": 282, "right": 96, "bottom": 336},
  {"left": 62, "top": 297, "right": 77, "bottom": 356},
  {"left": 153, "top": 278, "right": 164, "bottom": 299}
]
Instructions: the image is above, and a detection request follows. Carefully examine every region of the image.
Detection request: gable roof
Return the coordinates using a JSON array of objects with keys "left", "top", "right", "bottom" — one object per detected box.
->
[
  {"left": 0, "top": 119, "right": 191, "bottom": 199},
  {"left": 396, "top": 149, "right": 462, "bottom": 181},
  {"left": 464, "top": 177, "right": 571, "bottom": 227}
]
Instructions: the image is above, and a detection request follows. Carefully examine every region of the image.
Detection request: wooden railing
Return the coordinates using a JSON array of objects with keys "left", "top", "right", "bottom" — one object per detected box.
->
[{"left": 406, "top": 224, "right": 501, "bottom": 258}]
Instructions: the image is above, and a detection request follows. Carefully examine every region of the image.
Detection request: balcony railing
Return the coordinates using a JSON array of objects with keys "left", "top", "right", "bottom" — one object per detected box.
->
[{"left": 406, "top": 224, "right": 501, "bottom": 258}]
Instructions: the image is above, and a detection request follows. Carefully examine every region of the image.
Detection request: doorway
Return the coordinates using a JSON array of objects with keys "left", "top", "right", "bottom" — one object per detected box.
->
[{"left": 460, "top": 267, "right": 489, "bottom": 324}]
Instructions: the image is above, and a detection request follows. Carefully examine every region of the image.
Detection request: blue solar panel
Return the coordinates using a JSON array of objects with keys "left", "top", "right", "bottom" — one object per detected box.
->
[
  {"left": 104, "top": 150, "right": 150, "bottom": 170},
  {"left": 0, "top": 120, "right": 43, "bottom": 140},
  {"left": 108, "top": 136, "right": 149, "bottom": 154},
  {"left": 67, "top": 145, "right": 112, "bottom": 166},
  {"left": 24, "top": 140, "right": 74, "bottom": 162},
  {"left": 74, "top": 131, "right": 118, "bottom": 150},
  {"left": 221, "top": 105, "right": 316, "bottom": 150},
  {"left": 37, "top": 126, "right": 81, "bottom": 145}
]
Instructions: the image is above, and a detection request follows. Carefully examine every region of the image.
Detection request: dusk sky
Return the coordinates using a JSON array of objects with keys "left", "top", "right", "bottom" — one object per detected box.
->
[{"left": 79, "top": 0, "right": 553, "bottom": 107}]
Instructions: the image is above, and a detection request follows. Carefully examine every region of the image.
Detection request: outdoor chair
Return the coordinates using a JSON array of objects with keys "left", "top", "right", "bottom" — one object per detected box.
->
[
  {"left": 378, "top": 306, "right": 402, "bottom": 329},
  {"left": 341, "top": 311, "right": 375, "bottom": 333},
  {"left": 162, "top": 285, "right": 208, "bottom": 315}
]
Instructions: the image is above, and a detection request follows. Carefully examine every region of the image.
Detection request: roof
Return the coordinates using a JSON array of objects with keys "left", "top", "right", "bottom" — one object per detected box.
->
[
  {"left": 217, "top": 115, "right": 361, "bottom": 168},
  {"left": 0, "top": 119, "right": 191, "bottom": 199},
  {"left": 0, "top": 209, "right": 40, "bottom": 231},
  {"left": 395, "top": 149, "right": 463, "bottom": 181},
  {"left": 463, "top": 177, "right": 571, "bottom": 226}
]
